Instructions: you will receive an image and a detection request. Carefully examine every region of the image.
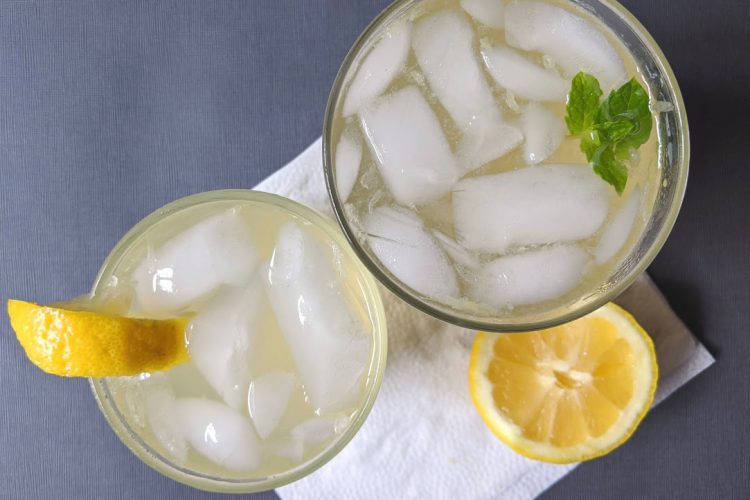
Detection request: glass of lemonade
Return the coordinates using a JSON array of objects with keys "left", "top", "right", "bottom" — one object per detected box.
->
[
  {"left": 89, "top": 190, "right": 387, "bottom": 492},
  {"left": 324, "top": 0, "right": 689, "bottom": 331}
]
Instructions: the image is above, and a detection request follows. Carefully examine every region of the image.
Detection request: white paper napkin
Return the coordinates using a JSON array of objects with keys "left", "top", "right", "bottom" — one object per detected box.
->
[{"left": 256, "top": 139, "right": 715, "bottom": 500}]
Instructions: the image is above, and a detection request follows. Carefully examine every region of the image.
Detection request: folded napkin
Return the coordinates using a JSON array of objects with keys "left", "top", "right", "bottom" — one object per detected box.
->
[{"left": 257, "top": 139, "right": 714, "bottom": 500}]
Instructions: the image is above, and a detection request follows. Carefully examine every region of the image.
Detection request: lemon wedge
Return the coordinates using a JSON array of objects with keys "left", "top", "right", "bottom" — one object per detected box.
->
[
  {"left": 469, "top": 303, "right": 658, "bottom": 463},
  {"left": 7, "top": 299, "right": 189, "bottom": 377}
]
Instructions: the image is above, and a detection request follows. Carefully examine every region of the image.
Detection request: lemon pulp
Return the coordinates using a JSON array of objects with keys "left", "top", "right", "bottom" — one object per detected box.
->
[{"left": 469, "top": 303, "right": 658, "bottom": 463}]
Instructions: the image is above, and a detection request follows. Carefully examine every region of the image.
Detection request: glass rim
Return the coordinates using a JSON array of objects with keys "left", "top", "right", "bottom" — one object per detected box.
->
[
  {"left": 88, "top": 189, "right": 388, "bottom": 493},
  {"left": 322, "top": 0, "right": 690, "bottom": 333}
]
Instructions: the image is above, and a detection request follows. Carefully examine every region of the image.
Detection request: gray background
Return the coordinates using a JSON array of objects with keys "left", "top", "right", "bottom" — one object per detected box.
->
[{"left": 0, "top": 0, "right": 747, "bottom": 498}]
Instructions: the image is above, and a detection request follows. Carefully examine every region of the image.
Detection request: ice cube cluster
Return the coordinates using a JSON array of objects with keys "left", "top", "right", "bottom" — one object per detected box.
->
[
  {"left": 333, "top": 0, "right": 644, "bottom": 312},
  {"left": 412, "top": 10, "right": 523, "bottom": 171},
  {"left": 124, "top": 208, "right": 373, "bottom": 473}
]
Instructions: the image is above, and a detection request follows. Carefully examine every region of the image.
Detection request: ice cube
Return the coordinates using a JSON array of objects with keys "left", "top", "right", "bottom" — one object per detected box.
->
[
  {"left": 268, "top": 415, "right": 351, "bottom": 462},
  {"left": 432, "top": 230, "right": 480, "bottom": 270},
  {"left": 504, "top": 0, "right": 627, "bottom": 90},
  {"left": 133, "top": 208, "right": 258, "bottom": 315},
  {"left": 481, "top": 45, "right": 568, "bottom": 101},
  {"left": 520, "top": 102, "right": 565, "bottom": 164},
  {"left": 412, "top": 10, "right": 498, "bottom": 129},
  {"left": 176, "top": 398, "right": 261, "bottom": 471},
  {"left": 265, "top": 223, "right": 371, "bottom": 413},
  {"left": 453, "top": 164, "right": 611, "bottom": 253},
  {"left": 334, "top": 130, "right": 363, "bottom": 203},
  {"left": 291, "top": 415, "right": 351, "bottom": 445},
  {"left": 342, "top": 21, "right": 412, "bottom": 117},
  {"left": 141, "top": 374, "right": 188, "bottom": 464},
  {"left": 359, "top": 86, "right": 460, "bottom": 206},
  {"left": 594, "top": 188, "right": 642, "bottom": 264},
  {"left": 412, "top": 10, "right": 522, "bottom": 170},
  {"left": 469, "top": 244, "right": 591, "bottom": 308},
  {"left": 168, "top": 362, "right": 225, "bottom": 399},
  {"left": 247, "top": 371, "right": 296, "bottom": 439},
  {"left": 268, "top": 436, "right": 305, "bottom": 462},
  {"left": 187, "top": 283, "right": 264, "bottom": 411},
  {"left": 365, "top": 206, "right": 459, "bottom": 298},
  {"left": 460, "top": 0, "right": 505, "bottom": 28},
  {"left": 456, "top": 113, "right": 525, "bottom": 173}
]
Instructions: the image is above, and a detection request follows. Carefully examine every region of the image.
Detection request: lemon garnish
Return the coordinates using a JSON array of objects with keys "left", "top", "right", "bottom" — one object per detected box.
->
[
  {"left": 7, "top": 299, "right": 188, "bottom": 377},
  {"left": 469, "top": 303, "right": 658, "bottom": 463}
]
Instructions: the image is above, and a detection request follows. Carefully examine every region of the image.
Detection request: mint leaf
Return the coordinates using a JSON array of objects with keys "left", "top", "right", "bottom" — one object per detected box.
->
[
  {"left": 594, "top": 120, "right": 635, "bottom": 143},
  {"left": 565, "top": 72, "right": 602, "bottom": 134},
  {"left": 580, "top": 129, "right": 601, "bottom": 161},
  {"left": 592, "top": 145, "right": 628, "bottom": 194},
  {"left": 596, "top": 78, "right": 651, "bottom": 149},
  {"left": 565, "top": 72, "right": 652, "bottom": 194}
]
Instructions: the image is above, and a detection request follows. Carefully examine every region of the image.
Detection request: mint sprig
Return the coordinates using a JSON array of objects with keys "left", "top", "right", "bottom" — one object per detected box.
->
[
  {"left": 565, "top": 72, "right": 602, "bottom": 134},
  {"left": 565, "top": 72, "right": 652, "bottom": 194}
]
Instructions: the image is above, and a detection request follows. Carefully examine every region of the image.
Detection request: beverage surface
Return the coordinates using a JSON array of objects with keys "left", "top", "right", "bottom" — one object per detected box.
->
[
  {"left": 331, "top": 0, "right": 659, "bottom": 320},
  {"left": 98, "top": 199, "right": 378, "bottom": 479}
]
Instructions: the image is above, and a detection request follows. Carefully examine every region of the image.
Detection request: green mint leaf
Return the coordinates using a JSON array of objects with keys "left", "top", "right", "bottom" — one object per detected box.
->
[
  {"left": 596, "top": 78, "right": 652, "bottom": 149},
  {"left": 564, "top": 73, "right": 653, "bottom": 194},
  {"left": 580, "top": 129, "right": 601, "bottom": 162},
  {"left": 594, "top": 120, "right": 635, "bottom": 143},
  {"left": 565, "top": 72, "right": 602, "bottom": 134},
  {"left": 613, "top": 141, "right": 635, "bottom": 162},
  {"left": 592, "top": 145, "right": 628, "bottom": 194}
]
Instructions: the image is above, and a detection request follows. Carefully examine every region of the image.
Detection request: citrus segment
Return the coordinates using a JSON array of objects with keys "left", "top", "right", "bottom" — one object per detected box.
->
[{"left": 7, "top": 299, "right": 189, "bottom": 377}]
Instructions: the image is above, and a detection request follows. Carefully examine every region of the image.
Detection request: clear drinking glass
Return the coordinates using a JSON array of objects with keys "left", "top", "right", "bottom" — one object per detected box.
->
[
  {"left": 323, "top": 0, "right": 689, "bottom": 332},
  {"left": 89, "top": 190, "right": 388, "bottom": 493}
]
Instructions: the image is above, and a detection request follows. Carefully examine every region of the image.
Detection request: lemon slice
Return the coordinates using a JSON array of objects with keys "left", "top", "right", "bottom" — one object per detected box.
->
[
  {"left": 469, "top": 303, "right": 658, "bottom": 463},
  {"left": 7, "top": 299, "right": 189, "bottom": 377}
]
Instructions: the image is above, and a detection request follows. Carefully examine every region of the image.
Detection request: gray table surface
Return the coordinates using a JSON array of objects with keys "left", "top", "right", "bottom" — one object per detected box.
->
[{"left": 0, "top": 1, "right": 748, "bottom": 499}]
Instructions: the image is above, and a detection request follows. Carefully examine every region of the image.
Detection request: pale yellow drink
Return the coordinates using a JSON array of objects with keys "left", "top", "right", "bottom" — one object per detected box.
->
[
  {"left": 90, "top": 191, "right": 386, "bottom": 488},
  {"left": 329, "top": 0, "right": 662, "bottom": 323}
]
